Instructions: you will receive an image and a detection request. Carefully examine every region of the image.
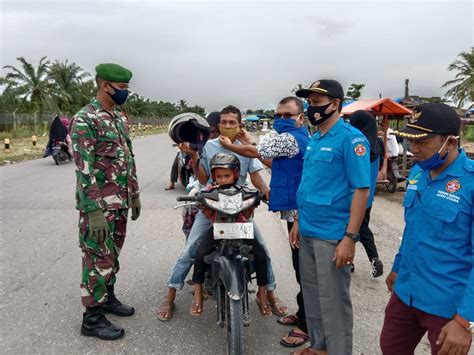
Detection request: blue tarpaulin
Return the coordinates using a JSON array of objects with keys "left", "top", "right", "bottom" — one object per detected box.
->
[{"left": 243, "top": 116, "right": 260, "bottom": 122}]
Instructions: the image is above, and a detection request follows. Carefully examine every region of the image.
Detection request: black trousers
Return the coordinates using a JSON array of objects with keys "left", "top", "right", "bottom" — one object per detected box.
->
[
  {"left": 287, "top": 221, "right": 307, "bottom": 333},
  {"left": 359, "top": 206, "right": 379, "bottom": 261},
  {"left": 170, "top": 153, "right": 179, "bottom": 182},
  {"left": 192, "top": 229, "right": 268, "bottom": 286}
]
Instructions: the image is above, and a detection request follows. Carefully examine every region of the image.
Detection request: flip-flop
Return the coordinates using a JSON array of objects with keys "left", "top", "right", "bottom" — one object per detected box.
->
[
  {"left": 156, "top": 301, "right": 175, "bottom": 322},
  {"left": 190, "top": 300, "right": 203, "bottom": 316},
  {"left": 280, "top": 330, "right": 310, "bottom": 348},
  {"left": 269, "top": 296, "right": 288, "bottom": 317},
  {"left": 277, "top": 314, "right": 299, "bottom": 326},
  {"left": 255, "top": 298, "right": 272, "bottom": 316},
  {"left": 164, "top": 186, "right": 175, "bottom": 191}
]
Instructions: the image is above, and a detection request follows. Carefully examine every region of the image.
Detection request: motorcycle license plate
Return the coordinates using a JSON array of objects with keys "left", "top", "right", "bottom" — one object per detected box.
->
[{"left": 213, "top": 223, "right": 254, "bottom": 240}]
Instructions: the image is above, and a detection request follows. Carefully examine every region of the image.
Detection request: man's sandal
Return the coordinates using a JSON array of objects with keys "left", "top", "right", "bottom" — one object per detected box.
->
[
  {"left": 280, "top": 330, "right": 310, "bottom": 348},
  {"left": 269, "top": 297, "right": 288, "bottom": 317},
  {"left": 190, "top": 300, "right": 203, "bottom": 316},
  {"left": 277, "top": 314, "right": 299, "bottom": 326},
  {"left": 156, "top": 301, "right": 175, "bottom": 322},
  {"left": 256, "top": 298, "right": 272, "bottom": 316}
]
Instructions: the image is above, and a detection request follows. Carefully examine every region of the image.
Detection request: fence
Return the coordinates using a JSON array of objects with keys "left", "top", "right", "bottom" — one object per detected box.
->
[{"left": 0, "top": 112, "right": 172, "bottom": 138}]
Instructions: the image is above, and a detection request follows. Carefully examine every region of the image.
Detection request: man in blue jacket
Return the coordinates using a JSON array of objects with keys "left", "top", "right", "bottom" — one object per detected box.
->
[
  {"left": 220, "top": 96, "right": 311, "bottom": 348},
  {"left": 291, "top": 79, "right": 370, "bottom": 355},
  {"left": 381, "top": 103, "right": 473, "bottom": 355}
]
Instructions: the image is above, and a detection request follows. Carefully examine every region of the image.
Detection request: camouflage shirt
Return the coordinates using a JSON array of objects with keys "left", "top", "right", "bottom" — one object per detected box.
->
[{"left": 71, "top": 98, "right": 139, "bottom": 213}]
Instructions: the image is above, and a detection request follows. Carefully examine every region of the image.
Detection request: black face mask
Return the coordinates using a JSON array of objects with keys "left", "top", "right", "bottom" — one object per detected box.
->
[{"left": 306, "top": 101, "right": 337, "bottom": 126}]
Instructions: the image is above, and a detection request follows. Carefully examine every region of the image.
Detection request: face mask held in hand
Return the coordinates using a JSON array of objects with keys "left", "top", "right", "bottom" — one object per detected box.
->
[{"left": 220, "top": 126, "right": 241, "bottom": 140}]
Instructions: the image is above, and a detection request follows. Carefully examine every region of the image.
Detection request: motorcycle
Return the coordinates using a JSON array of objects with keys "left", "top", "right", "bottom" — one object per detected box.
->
[
  {"left": 175, "top": 185, "right": 263, "bottom": 355},
  {"left": 52, "top": 139, "right": 72, "bottom": 165}
]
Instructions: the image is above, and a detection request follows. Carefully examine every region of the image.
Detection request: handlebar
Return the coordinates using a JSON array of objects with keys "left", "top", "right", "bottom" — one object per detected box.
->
[{"left": 176, "top": 196, "right": 197, "bottom": 202}]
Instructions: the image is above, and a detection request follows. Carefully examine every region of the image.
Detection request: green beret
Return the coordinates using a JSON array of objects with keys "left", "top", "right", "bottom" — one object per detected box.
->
[{"left": 95, "top": 63, "right": 133, "bottom": 83}]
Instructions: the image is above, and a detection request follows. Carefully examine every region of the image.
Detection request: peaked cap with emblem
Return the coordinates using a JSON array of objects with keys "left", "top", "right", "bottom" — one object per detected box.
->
[
  {"left": 95, "top": 63, "right": 133, "bottom": 83},
  {"left": 393, "top": 103, "right": 460, "bottom": 140},
  {"left": 295, "top": 79, "right": 344, "bottom": 100}
]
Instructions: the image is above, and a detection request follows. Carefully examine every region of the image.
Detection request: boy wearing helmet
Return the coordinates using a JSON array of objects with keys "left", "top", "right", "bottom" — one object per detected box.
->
[{"left": 190, "top": 153, "right": 269, "bottom": 316}]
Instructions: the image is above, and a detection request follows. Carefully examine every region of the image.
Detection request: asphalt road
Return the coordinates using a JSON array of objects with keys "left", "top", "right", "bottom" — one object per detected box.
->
[{"left": 0, "top": 134, "right": 440, "bottom": 354}]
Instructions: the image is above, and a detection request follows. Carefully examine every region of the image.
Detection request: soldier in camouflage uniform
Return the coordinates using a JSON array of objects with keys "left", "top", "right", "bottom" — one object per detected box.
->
[{"left": 71, "top": 63, "right": 141, "bottom": 340}]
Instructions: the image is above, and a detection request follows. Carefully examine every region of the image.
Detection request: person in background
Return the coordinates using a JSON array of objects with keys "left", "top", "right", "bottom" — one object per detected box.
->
[{"left": 349, "top": 110, "right": 384, "bottom": 278}]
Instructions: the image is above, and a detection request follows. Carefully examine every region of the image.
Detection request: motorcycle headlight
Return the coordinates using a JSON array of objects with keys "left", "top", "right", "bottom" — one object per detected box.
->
[{"left": 204, "top": 193, "right": 243, "bottom": 215}]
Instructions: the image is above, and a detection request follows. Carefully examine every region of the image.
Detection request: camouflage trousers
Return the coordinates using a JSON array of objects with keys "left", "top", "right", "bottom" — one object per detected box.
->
[{"left": 79, "top": 209, "right": 128, "bottom": 307}]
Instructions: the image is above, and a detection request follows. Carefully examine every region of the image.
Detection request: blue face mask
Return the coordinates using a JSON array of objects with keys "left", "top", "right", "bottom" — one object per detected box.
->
[
  {"left": 273, "top": 117, "right": 296, "bottom": 134},
  {"left": 416, "top": 137, "right": 450, "bottom": 171},
  {"left": 107, "top": 84, "right": 129, "bottom": 106}
]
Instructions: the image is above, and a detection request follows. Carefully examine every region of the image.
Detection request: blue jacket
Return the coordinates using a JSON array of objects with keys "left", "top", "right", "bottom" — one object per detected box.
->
[
  {"left": 393, "top": 150, "right": 474, "bottom": 321},
  {"left": 269, "top": 127, "right": 310, "bottom": 211}
]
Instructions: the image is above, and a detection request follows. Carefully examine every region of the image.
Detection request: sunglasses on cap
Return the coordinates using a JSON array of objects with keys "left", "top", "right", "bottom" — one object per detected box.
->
[{"left": 274, "top": 112, "right": 302, "bottom": 119}]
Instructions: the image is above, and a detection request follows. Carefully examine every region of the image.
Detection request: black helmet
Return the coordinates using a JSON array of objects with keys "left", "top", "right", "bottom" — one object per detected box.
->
[
  {"left": 210, "top": 153, "right": 240, "bottom": 182},
  {"left": 168, "top": 112, "right": 210, "bottom": 150}
]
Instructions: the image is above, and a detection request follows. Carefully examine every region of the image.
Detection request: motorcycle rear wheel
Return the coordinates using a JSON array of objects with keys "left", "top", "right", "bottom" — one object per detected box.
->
[{"left": 226, "top": 296, "right": 244, "bottom": 355}]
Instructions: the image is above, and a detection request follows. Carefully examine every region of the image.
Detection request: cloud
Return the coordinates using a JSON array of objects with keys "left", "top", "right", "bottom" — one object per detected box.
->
[{"left": 1, "top": 0, "right": 472, "bottom": 111}]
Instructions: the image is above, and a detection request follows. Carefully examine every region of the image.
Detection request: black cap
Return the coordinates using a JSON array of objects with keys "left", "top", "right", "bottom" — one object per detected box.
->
[
  {"left": 295, "top": 79, "right": 344, "bottom": 100},
  {"left": 393, "top": 103, "right": 461, "bottom": 140}
]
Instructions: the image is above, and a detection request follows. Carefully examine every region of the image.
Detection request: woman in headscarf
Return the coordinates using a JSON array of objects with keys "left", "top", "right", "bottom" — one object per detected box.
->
[{"left": 349, "top": 110, "right": 384, "bottom": 278}]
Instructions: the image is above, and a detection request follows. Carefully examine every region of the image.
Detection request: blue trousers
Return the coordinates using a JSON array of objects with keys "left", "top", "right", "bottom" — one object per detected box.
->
[{"left": 167, "top": 210, "right": 276, "bottom": 290}]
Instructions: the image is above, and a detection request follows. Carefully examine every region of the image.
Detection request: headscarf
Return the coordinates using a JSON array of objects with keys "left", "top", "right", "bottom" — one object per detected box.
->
[
  {"left": 49, "top": 116, "right": 68, "bottom": 141},
  {"left": 349, "top": 110, "right": 382, "bottom": 162}
]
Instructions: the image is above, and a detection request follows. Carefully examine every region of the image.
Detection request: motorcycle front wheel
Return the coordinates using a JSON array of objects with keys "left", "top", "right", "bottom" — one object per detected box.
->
[{"left": 226, "top": 295, "right": 244, "bottom": 355}]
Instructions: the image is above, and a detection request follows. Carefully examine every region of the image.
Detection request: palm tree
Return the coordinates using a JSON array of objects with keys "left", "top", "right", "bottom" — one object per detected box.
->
[
  {"left": 346, "top": 83, "right": 365, "bottom": 100},
  {"left": 48, "top": 60, "right": 90, "bottom": 113},
  {"left": 442, "top": 47, "right": 474, "bottom": 108},
  {"left": 1, "top": 56, "right": 54, "bottom": 111},
  {"left": 291, "top": 83, "right": 304, "bottom": 94}
]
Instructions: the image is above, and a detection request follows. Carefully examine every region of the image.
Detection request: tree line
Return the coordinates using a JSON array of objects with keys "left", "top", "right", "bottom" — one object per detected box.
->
[
  {"left": 0, "top": 57, "right": 206, "bottom": 117},
  {"left": 1, "top": 48, "right": 471, "bottom": 119}
]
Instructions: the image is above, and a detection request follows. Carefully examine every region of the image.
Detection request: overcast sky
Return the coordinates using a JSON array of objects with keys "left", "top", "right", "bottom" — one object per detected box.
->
[{"left": 1, "top": 0, "right": 472, "bottom": 111}]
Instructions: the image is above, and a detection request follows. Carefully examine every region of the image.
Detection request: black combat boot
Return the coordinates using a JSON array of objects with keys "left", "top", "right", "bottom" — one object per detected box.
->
[
  {"left": 81, "top": 306, "right": 124, "bottom": 340},
  {"left": 103, "top": 285, "right": 135, "bottom": 317}
]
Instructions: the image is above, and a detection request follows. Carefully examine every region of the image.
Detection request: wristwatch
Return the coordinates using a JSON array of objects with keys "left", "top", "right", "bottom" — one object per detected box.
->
[
  {"left": 344, "top": 232, "right": 360, "bottom": 242},
  {"left": 454, "top": 314, "right": 474, "bottom": 334}
]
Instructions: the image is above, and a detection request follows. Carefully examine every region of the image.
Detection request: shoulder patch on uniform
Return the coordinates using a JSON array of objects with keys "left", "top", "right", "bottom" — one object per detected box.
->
[{"left": 354, "top": 144, "right": 366, "bottom": 156}]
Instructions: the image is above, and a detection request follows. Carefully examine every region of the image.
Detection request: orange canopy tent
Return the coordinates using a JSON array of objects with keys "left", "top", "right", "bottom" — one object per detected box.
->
[
  {"left": 341, "top": 98, "right": 412, "bottom": 116},
  {"left": 342, "top": 98, "right": 413, "bottom": 190}
]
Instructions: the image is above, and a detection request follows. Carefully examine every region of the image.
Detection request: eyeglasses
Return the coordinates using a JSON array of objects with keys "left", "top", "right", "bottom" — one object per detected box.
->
[{"left": 274, "top": 112, "right": 301, "bottom": 119}]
